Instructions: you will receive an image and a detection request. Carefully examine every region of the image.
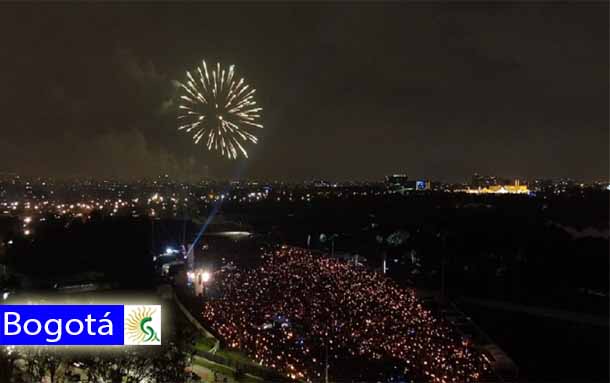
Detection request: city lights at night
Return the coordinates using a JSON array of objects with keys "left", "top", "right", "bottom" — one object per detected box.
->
[{"left": 0, "top": 2, "right": 607, "bottom": 383}]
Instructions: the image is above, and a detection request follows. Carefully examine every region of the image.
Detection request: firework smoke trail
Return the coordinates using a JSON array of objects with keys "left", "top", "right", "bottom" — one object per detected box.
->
[{"left": 177, "top": 60, "right": 263, "bottom": 159}]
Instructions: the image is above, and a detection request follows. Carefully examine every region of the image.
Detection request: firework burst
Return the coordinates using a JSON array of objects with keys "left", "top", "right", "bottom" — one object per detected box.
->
[{"left": 177, "top": 60, "right": 262, "bottom": 159}]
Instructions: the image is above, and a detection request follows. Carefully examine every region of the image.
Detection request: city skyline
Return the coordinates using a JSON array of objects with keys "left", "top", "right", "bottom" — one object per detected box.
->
[
  {"left": 0, "top": 170, "right": 607, "bottom": 185},
  {"left": 0, "top": 3, "right": 607, "bottom": 382}
]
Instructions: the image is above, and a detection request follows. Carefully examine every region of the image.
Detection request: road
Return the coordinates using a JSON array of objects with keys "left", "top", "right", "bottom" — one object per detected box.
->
[{"left": 459, "top": 296, "right": 609, "bottom": 327}]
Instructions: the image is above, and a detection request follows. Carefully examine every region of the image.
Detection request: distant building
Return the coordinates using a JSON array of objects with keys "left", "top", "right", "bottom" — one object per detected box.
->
[
  {"left": 531, "top": 178, "right": 554, "bottom": 193},
  {"left": 463, "top": 179, "right": 530, "bottom": 194},
  {"left": 416, "top": 180, "right": 431, "bottom": 191},
  {"left": 385, "top": 174, "right": 431, "bottom": 193},
  {"left": 385, "top": 174, "right": 409, "bottom": 187},
  {"left": 471, "top": 173, "right": 498, "bottom": 188},
  {"left": 313, "top": 180, "right": 331, "bottom": 188}
]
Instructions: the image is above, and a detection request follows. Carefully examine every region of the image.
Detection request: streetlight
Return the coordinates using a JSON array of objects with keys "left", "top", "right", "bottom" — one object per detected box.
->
[
  {"left": 320, "top": 233, "right": 339, "bottom": 257},
  {"left": 201, "top": 270, "right": 212, "bottom": 283}
]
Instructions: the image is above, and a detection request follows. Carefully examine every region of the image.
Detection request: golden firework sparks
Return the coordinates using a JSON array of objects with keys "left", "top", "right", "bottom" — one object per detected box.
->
[{"left": 177, "top": 60, "right": 263, "bottom": 159}]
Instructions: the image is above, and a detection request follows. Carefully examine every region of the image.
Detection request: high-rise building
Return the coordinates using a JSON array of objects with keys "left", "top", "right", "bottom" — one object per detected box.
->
[
  {"left": 385, "top": 174, "right": 409, "bottom": 187},
  {"left": 385, "top": 174, "right": 431, "bottom": 193}
]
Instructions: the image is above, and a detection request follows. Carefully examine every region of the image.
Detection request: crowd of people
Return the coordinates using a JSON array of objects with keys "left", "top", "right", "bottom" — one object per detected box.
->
[{"left": 201, "top": 246, "right": 489, "bottom": 382}]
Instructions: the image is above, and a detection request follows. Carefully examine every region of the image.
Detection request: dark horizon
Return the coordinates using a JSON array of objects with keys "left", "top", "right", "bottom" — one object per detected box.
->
[{"left": 0, "top": 3, "right": 607, "bottom": 182}]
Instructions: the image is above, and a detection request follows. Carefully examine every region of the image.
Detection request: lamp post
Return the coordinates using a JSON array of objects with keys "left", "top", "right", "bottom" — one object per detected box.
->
[{"left": 320, "top": 233, "right": 338, "bottom": 257}]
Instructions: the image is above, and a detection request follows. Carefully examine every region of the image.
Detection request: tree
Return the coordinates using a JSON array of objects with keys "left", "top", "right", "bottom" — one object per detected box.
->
[
  {"left": 81, "top": 350, "right": 155, "bottom": 383},
  {"left": 21, "top": 347, "right": 66, "bottom": 383},
  {"left": 0, "top": 346, "right": 19, "bottom": 383},
  {"left": 152, "top": 341, "right": 191, "bottom": 383},
  {"left": 82, "top": 356, "right": 116, "bottom": 383}
]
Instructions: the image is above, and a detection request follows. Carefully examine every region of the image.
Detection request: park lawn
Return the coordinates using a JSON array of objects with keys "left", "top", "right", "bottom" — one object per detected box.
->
[
  {"left": 194, "top": 337, "right": 257, "bottom": 365},
  {"left": 192, "top": 355, "right": 263, "bottom": 383}
]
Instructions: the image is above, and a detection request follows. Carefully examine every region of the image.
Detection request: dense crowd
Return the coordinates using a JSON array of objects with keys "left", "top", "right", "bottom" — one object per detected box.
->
[{"left": 202, "top": 246, "right": 489, "bottom": 382}]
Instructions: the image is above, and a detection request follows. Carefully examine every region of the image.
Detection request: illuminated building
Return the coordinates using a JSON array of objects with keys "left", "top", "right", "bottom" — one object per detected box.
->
[
  {"left": 463, "top": 179, "right": 530, "bottom": 194},
  {"left": 385, "top": 175, "right": 430, "bottom": 193},
  {"left": 385, "top": 174, "right": 408, "bottom": 187}
]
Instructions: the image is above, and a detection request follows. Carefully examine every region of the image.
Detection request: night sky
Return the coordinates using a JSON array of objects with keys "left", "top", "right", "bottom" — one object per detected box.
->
[{"left": 0, "top": 3, "right": 607, "bottom": 182}]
